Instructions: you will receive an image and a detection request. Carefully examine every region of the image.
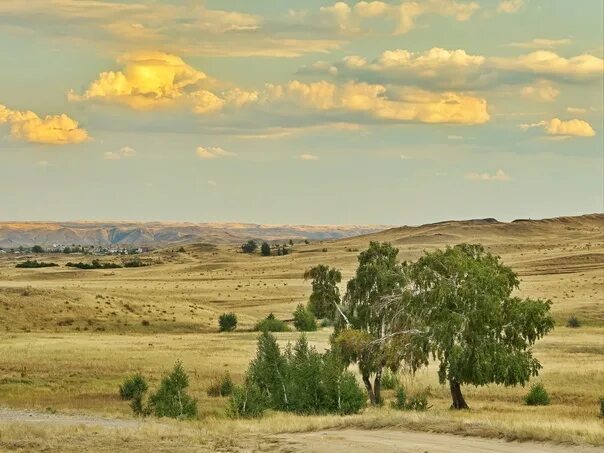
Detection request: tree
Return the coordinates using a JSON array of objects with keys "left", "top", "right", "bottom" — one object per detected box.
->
[
  {"left": 293, "top": 304, "right": 317, "bottom": 331},
  {"left": 218, "top": 312, "right": 238, "bottom": 332},
  {"left": 31, "top": 245, "right": 44, "bottom": 253},
  {"left": 335, "top": 242, "right": 407, "bottom": 405},
  {"left": 241, "top": 240, "right": 258, "bottom": 254},
  {"left": 261, "top": 242, "right": 271, "bottom": 256},
  {"left": 147, "top": 361, "right": 198, "bottom": 418},
  {"left": 386, "top": 244, "right": 554, "bottom": 409},
  {"left": 303, "top": 265, "right": 342, "bottom": 320}
]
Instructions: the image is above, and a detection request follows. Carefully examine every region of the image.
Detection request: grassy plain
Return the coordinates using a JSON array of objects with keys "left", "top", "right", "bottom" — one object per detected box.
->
[{"left": 0, "top": 214, "right": 602, "bottom": 451}]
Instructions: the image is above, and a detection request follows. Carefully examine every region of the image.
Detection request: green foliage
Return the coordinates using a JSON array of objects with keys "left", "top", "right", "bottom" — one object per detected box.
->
[
  {"left": 386, "top": 243, "right": 555, "bottom": 409},
  {"left": 260, "top": 242, "right": 271, "bottom": 256},
  {"left": 304, "top": 265, "right": 342, "bottom": 320},
  {"left": 254, "top": 313, "right": 290, "bottom": 332},
  {"left": 207, "top": 373, "right": 234, "bottom": 397},
  {"left": 147, "top": 361, "right": 198, "bottom": 419},
  {"left": 16, "top": 260, "right": 58, "bottom": 268},
  {"left": 600, "top": 397, "right": 604, "bottom": 417},
  {"left": 232, "top": 332, "right": 366, "bottom": 418},
  {"left": 566, "top": 315, "right": 581, "bottom": 328},
  {"left": 293, "top": 304, "right": 317, "bottom": 331},
  {"left": 524, "top": 383, "right": 550, "bottom": 406},
  {"left": 123, "top": 259, "right": 149, "bottom": 268},
  {"left": 66, "top": 260, "right": 122, "bottom": 269},
  {"left": 241, "top": 240, "right": 258, "bottom": 254},
  {"left": 229, "top": 383, "right": 269, "bottom": 418},
  {"left": 31, "top": 245, "right": 44, "bottom": 253},
  {"left": 391, "top": 387, "right": 429, "bottom": 411},
  {"left": 381, "top": 369, "right": 399, "bottom": 390},
  {"left": 319, "top": 318, "right": 334, "bottom": 328},
  {"left": 218, "top": 312, "right": 238, "bottom": 332},
  {"left": 119, "top": 373, "right": 149, "bottom": 400}
]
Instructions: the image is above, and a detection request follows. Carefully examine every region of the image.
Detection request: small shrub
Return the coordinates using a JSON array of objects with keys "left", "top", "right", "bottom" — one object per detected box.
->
[
  {"left": 391, "top": 387, "right": 407, "bottom": 410},
  {"left": 599, "top": 396, "right": 603, "bottom": 417},
  {"left": 254, "top": 313, "right": 289, "bottom": 332},
  {"left": 229, "top": 383, "right": 268, "bottom": 418},
  {"left": 119, "top": 373, "right": 148, "bottom": 400},
  {"left": 566, "top": 315, "right": 581, "bottom": 328},
  {"left": 147, "top": 361, "right": 198, "bottom": 419},
  {"left": 177, "top": 246, "right": 186, "bottom": 253},
  {"left": 293, "top": 304, "right": 317, "bottom": 332},
  {"left": 207, "top": 373, "right": 234, "bottom": 397},
  {"left": 124, "top": 259, "right": 148, "bottom": 268},
  {"left": 319, "top": 318, "right": 333, "bottom": 328},
  {"left": 525, "top": 383, "right": 550, "bottom": 406},
  {"left": 381, "top": 370, "right": 399, "bottom": 390},
  {"left": 241, "top": 240, "right": 258, "bottom": 254},
  {"left": 391, "top": 387, "right": 429, "bottom": 411},
  {"left": 218, "top": 312, "right": 238, "bottom": 332},
  {"left": 141, "top": 320, "right": 150, "bottom": 326}
]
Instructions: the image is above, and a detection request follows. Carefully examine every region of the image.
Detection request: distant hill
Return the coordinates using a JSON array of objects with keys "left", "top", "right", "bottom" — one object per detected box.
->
[{"left": 0, "top": 221, "right": 391, "bottom": 248}]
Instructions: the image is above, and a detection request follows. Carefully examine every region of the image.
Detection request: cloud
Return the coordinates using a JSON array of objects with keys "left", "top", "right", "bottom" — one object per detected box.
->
[
  {"left": 566, "top": 107, "right": 587, "bottom": 115},
  {"left": 497, "top": 0, "right": 524, "bottom": 14},
  {"left": 299, "top": 153, "right": 319, "bottom": 160},
  {"left": 318, "top": 0, "right": 479, "bottom": 35},
  {"left": 0, "top": 104, "right": 89, "bottom": 145},
  {"left": 104, "top": 146, "right": 136, "bottom": 160},
  {"left": 196, "top": 146, "right": 237, "bottom": 159},
  {"left": 520, "top": 80, "right": 559, "bottom": 102},
  {"left": 520, "top": 118, "right": 596, "bottom": 137},
  {"left": 492, "top": 51, "right": 604, "bottom": 81},
  {"left": 207, "top": 179, "right": 217, "bottom": 186},
  {"left": 464, "top": 169, "right": 511, "bottom": 181},
  {"left": 268, "top": 80, "right": 490, "bottom": 125},
  {"left": 507, "top": 38, "right": 571, "bottom": 49}
]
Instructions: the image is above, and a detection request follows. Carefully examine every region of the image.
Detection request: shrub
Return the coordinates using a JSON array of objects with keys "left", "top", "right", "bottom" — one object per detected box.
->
[
  {"left": 566, "top": 315, "right": 581, "bottom": 328},
  {"left": 599, "top": 396, "right": 603, "bottom": 417},
  {"left": 381, "top": 370, "right": 399, "bottom": 390},
  {"left": 124, "top": 259, "right": 148, "bottom": 268},
  {"left": 207, "top": 373, "right": 234, "bottom": 397},
  {"left": 391, "top": 387, "right": 407, "bottom": 410},
  {"left": 219, "top": 313, "right": 238, "bottom": 332},
  {"left": 229, "top": 383, "right": 268, "bottom": 418},
  {"left": 31, "top": 245, "right": 44, "bottom": 253},
  {"left": 147, "top": 361, "right": 198, "bottom": 418},
  {"left": 16, "top": 260, "right": 58, "bottom": 268},
  {"left": 241, "top": 240, "right": 258, "bottom": 254},
  {"left": 391, "top": 387, "right": 429, "bottom": 411},
  {"left": 177, "top": 246, "right": 186, "bottom": 253},
  {"left": 292, "top": 304, "right": 317, "bottom": 332},
  {"left": 119, "top": 373, "right": 149, "bottom": 400},
  {"left": 66, "top": 260, "right": 122, "bottom": 269},
  {"left": 525, "top": 383, "right": 550, "bottom": 406},
  {"left": 254, "top": 313, "right": 289, "bottom": 332},
  {"left": 319, "top": 318, "right": 334, "bottom": 328},
  {"left": 261, "top": 242, "right": 271, "bottom": 256}
]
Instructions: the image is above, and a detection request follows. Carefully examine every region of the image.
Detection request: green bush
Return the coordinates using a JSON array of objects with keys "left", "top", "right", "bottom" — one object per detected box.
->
[
  {"left": 31, "top": 245, "right": 44, "bottom": 253},
  {"left": 16, "top": 260, "right": 58, "bottom": 268},
  {"left": 231, "top": 332, "right": 366, "bottom": 418},
  {"left": 147, "top": 361, "right": 198, "bottom": 418},
  {"left": 319, "top": 318, "right": 334, "bottom": 328},
  {"left": 123, "top": 259, "right": 149, "bottom": 268},
  {"left": 241, "top": 240, "right": 258, "bottom": 254},
  {"left": 391, "top": 387, "right": 429, "bottom": 411},
  {"left": 261, "top": 242, "right": 271, "bottom": 256},
  {"left": 293, "top": 304, "right": 317, "bottom": 332},
  {"left": 219, "top": 312, "right": 238, "bottom": 332},
  {"left": 525, "top": 383, "right": 550, "bottom": 406},
  {"left": 254, "top": 313, "right": 290, "bottom": 332},
  {"left": 381, "top": 370, "right": 399, "bottom": 390},
  {"left": 566, "top": 315, "right": 581, "bottom": 328},
  {"left": 207, "top": 373, "right": 234, "bottom": 397},
  {"left": 119, "top": 373, "right": 149, "bottom": 400},
  {"left": 66, "top": 260, "right": 122, "bottom": 270},
  {"left": 229, "top": 383, "right": 269, "bottom": 418}
]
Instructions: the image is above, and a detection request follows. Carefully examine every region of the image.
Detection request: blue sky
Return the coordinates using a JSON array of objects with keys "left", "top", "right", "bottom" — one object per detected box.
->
[{"left": 0, "top": 0, "right": 602, "bottom": 225}]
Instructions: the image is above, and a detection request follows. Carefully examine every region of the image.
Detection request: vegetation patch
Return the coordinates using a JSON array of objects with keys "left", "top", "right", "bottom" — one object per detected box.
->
[
  {"left": 16, "top": 260, "right": 58, "bottom": 268},
  {"left": 66, "top": 260, "right": 122, "bottom": 269},
  {"left": 254, "top": 313, "right": 290, "bottom": 332}
]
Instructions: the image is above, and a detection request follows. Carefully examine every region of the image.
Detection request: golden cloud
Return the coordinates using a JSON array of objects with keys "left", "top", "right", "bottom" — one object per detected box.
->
[
  {"left": 196, "top": 146, "right": 237, "bottom": 159},
  {"left": 520, "top": 118, "right": 596, "bottom": 137},
  {"left": 494, "top": 51, "right": 604, "bottom": 80},
  {"left": 520, "top": 80, "right": 559, "bottom": 102},
  {"left": 0, "top": 104, "right": 88, "bottom": 145},
  {"left": 464, "top": 169, "right": 511, "bottom": 181},
  {"left": 269, "top": 80, "right": 489, "bottom": 124}
]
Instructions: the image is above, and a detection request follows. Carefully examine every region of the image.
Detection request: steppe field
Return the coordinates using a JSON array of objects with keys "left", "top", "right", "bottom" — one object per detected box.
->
[{"left": 0, "top": 215, "right": 602, "bottom": 452}]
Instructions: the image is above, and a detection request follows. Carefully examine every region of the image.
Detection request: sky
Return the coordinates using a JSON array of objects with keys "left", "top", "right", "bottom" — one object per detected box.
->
[{"left": 0, "top": 0, "right": 602, "bottom": 226}]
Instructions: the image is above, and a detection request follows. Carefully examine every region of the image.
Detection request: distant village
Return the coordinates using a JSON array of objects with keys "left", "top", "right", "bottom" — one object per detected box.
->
[{"left": 0, "top": 244, "right": 152, "bottom": 255}]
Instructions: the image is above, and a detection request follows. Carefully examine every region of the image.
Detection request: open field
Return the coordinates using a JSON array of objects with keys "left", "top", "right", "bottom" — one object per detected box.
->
[{"left": 0, "top": 214, "right": 603, "bottom": 451}]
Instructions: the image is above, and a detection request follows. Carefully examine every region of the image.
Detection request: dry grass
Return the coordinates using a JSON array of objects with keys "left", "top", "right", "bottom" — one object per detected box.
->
[{"left": 0, "top": 215, "right": 602, "bottom": 449}]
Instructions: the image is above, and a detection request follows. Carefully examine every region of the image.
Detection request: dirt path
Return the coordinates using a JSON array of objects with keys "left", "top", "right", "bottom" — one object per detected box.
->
[
  {"left": 272, "top": 429, "right": 603, "bottom": 453},
  {"left": 0, "top": 407, "right": 141, "bottom": 429}
]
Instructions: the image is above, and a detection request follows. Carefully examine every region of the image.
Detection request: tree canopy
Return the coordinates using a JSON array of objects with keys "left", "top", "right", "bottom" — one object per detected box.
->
[{"left": 304, "top": 265, "right": 342, "bottom": 320}]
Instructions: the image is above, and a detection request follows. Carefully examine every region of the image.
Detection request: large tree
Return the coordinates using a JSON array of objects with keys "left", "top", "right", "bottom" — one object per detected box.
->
[
  {"left": 335, "top": 242, "right": 407, "bottom": 405},
  {"left": 386, "top": 244, "right": 555, "bottom": 409},
  {"left": 303, "top": 265, "right": 342, "bottom": 320}
]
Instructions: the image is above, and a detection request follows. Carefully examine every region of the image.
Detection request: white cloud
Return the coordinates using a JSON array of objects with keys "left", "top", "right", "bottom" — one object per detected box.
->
[
  {"left": 520, "top": 80, "right": 559, "bottom": 102},
  {"left": 104, "top": 146, "right": 136, "bottom": 160},
  {"left": 497, "top": 0, "right": 524, "bottom": 14},
  {"left": 566, "top": 107, "right": 587, "bottom": 115},
  {"left": 520, "top": 118, "right": 596, "bottom": 137},
  {"left": 0, "top": 103, "right": 89, "bottom": 145},
  {"left": 492, "top": 51, "right": 604, "bottom": 81},
  {"left": 464, "top": 169, "right": 511, "bottom": 181},
  {"left": 299, "top": 153, "right": 319, "bottom": 160},
  {"left": 196, "top": 146, "right": 237, "bottom": 159}
]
